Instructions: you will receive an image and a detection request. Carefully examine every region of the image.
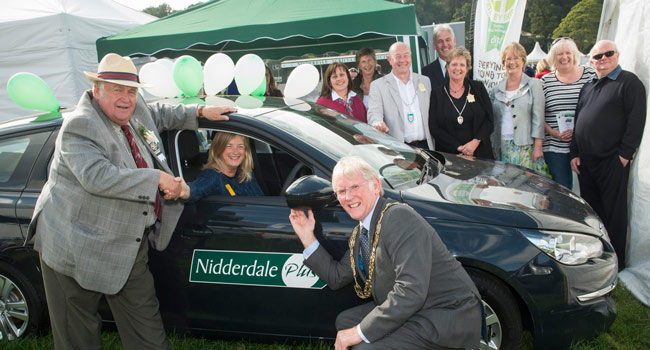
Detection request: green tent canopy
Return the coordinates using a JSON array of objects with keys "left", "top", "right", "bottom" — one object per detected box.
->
[{"left": 96, "top": 0, "right": 428, "bottom": 69}]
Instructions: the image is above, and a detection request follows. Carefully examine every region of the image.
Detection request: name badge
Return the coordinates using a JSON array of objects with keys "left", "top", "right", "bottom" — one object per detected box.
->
[
  {"left": 407, "top": 113, "right": 415, "bottom": 123},
  {"left": 418, "top": 83, "right": 426, "bottom": 92}
]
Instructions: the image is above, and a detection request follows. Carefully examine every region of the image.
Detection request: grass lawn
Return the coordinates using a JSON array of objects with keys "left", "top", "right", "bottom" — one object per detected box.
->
[{"left": 2, "top": 282, "right": 648, "bottom": 350}]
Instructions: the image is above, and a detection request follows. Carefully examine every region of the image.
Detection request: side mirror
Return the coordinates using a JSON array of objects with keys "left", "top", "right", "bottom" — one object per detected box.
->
[{"left": 284, "top": 175, "right": 336, "bottom": 210}]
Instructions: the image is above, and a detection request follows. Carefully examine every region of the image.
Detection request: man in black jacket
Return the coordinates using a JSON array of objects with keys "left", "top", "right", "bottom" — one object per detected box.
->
[
  {"left": 422, "top": 24, "right": 456, "bottom": 89},
  {"left": 570, "top": 40, "right": 647, "bottom": 270}
]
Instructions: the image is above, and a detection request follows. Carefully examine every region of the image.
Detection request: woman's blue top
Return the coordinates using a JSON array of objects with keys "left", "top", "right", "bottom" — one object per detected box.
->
[{"left": 186, "top": 168, "right": 263, "bottom": 203}]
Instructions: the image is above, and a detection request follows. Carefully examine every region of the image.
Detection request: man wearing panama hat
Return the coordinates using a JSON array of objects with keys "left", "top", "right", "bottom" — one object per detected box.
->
[{"left": 26, "top": 53, "right": 235, "bottom": 349}]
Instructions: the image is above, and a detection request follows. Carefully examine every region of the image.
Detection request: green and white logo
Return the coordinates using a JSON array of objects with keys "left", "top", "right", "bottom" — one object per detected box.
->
[
  {"left": 190, "top": 249, "right": 326, "bottom": 289},
  {"left": 485, "top": 0, "right": 518, "bottom": 51}
]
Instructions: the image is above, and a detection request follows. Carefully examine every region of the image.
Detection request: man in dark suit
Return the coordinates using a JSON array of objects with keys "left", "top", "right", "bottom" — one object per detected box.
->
[
  {"left": 26, "top": 53, "right": 235, "bottom": 349},
  {"left": 289, "top": 156, "right": 482, "bottom": 349},
  {"left": 422, "top": 23, "right": 457, "bottom": 89}
]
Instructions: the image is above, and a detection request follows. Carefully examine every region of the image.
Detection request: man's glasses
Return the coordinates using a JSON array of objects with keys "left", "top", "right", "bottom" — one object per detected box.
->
[
  {"left": 335, "top": 182, "right": 368, "bottom": 199},
  {"left": 592, "top": 50, "right": 616, "bottom": 60}
]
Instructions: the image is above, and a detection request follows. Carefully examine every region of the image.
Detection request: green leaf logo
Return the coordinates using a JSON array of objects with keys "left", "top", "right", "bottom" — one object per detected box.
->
[{"left": 486, "top": 0, "right": 518, "bottom": 51}]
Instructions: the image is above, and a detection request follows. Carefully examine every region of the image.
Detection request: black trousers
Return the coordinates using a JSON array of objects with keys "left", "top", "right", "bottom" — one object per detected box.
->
[{"left": 577, "top": 154, "right": 630, "bottom": 269}]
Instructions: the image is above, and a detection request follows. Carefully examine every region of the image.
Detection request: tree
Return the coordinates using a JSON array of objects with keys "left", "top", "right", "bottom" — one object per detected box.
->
[
  {"left": 184, "top": 2, "right": 206, "bottom": 11},
  {"left": 143, "top": 3, "right": 176, "bottom": 18},
  {"left": 553, "top": 0, "right": 603, "bottom": 53},
  {"left": 527, "top": 0, "right": 563, "bottom": 39},
  {"left": 451, "top": 2, "right": 472, "bottom": 44},
  {"left": 394, "top": 0, "right": 451, "bottom": 26}
]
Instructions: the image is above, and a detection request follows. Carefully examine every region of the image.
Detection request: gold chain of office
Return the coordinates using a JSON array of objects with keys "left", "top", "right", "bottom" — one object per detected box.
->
[{"left": 348, "top": 202, "right": 406, "bottom": 299}]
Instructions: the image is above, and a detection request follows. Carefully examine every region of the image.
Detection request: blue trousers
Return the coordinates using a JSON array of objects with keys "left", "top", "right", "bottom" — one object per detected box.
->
[{"left": 544, "top": 151, "right": 572, "bottom": 189}]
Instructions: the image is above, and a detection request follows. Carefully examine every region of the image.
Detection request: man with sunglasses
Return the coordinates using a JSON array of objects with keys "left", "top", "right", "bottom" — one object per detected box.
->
[
  {"left": 289, "top": 156, "right": 482, "bottom": 350},
  {"left": 570, "top": 40, "right": 646, "bottom": 270}
]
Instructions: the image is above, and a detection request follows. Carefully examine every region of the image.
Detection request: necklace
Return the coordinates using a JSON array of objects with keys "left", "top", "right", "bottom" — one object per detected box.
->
[
  {"left": 504, "top": 79, "right": 524, "bottom": 107},
  {"left": 449, "top": 84, "right": 464, "bottom": 94},
  {"left": 444, "top": 85, "right": 471, "bottom": 125},
  {"left": 349, "top": 202, "right": 406, "bottom": 299}
]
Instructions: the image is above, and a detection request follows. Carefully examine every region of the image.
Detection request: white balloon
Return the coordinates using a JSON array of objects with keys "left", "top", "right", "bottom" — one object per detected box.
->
[
  {"left": 139, "top": 61, "right": 181, "bottom": 98},
  {"left": 234, "top": 54, "right": 265, "bottom": 95},
  {"left": 204, "top": 53, "right": 235, "bottom": 95},
  {"left": 284, "top": 64, "right": 319, "bottom": 99},
  {"left": 158, "top": 59, "right": 183, "bottom": 97},
  {"left": 283, "top": 97, "right": 312, "bottom": 112}
]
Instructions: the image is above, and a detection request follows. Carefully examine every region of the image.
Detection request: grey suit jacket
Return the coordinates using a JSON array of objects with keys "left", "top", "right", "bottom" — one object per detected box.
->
[
  {"left": 26, "top": 91, "right": 198, "bottom": 294},
  {"left": 367, "top": 73, "right": 435, "bottom": 150},
  {"left": 305, "top": 197, "right": 482, "bottom": 348},
  {"left": 489, "top": 74, "right": 545, "bottom": 159}
]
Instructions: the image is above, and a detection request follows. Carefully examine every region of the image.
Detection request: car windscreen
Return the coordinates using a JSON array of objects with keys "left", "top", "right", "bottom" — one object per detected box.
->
[{"left": 256, "top": 103, "right": 434, "bottom": 189}]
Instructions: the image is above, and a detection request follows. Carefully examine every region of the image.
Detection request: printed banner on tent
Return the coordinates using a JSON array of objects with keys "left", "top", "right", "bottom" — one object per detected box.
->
[{"left": 473, "top": 0, "right": 528, "bottom": 89}]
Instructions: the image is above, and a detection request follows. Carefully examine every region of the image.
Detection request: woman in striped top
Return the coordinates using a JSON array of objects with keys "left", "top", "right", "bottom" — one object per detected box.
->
[{"left": 541, "top": 38, "right": 595, "bottom": 189}]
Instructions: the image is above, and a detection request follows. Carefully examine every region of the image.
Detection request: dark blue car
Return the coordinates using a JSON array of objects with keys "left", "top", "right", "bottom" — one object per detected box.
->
[{"left": 0, "top": 96, "right": 617, "bottom": 349}]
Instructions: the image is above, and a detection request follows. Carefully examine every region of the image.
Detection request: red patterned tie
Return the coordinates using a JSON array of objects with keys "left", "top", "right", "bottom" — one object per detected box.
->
[{"left": 121, "top": 125, "right": 162, "bottom": 220}]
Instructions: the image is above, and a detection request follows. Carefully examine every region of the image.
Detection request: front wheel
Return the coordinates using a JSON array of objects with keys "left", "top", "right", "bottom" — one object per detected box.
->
[
  {"left": 0, "top": 262, "right": 44, "bottom": 340},
  {"left": 467, "top": 269, "right": 523, "bottom": 350}
]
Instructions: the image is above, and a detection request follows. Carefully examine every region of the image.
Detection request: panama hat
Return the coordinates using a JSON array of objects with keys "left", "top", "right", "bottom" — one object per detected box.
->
[{"left": 84, "top": 53, "right": 151, "bottom": 88}]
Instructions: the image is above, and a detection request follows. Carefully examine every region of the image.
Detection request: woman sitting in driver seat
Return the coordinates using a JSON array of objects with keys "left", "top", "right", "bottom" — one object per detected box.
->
[{"left": 181, "top": 132, "right": 263, "bottom": 202}]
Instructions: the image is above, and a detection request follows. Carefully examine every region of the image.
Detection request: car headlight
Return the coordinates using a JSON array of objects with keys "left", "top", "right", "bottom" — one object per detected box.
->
[{"left": 521, "top": 230, "right": 603, "bottom": 265}]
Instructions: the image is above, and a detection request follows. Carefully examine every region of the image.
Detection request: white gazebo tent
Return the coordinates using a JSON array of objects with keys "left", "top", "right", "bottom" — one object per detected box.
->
[
  {"left": 526, "top": 42, "right": 547, "bottom": 64},
  {"left": 0, "top": 0, "right": 156, "bottom": 121}
]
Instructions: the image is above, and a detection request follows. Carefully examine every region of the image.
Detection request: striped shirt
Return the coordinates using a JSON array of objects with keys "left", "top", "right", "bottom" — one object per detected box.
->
[{"left": 541, "top": 66, "right": 596, "bottom": 153}]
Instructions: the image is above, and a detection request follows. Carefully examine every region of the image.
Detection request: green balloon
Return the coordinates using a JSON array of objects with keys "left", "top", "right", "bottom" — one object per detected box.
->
[
  {"left": 250, "top": 76, "right": 266, "bottom": 96},
  {"left": 32, "top": 111, "right": 62, "bottom": 122},
  {"left": 173, "top": 56, "right": 204, "bottom": 97},
  {"left": 7, "top": 73, "right": 59, "bottom": 112},
  {"left": 180, "top": 96, "right": 205, "bottom": 105}
]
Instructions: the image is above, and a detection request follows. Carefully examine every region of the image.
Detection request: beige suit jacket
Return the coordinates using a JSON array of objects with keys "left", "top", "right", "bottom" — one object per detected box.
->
[{"left": 367, "top": 72, "right": 434, "bottom": 149}]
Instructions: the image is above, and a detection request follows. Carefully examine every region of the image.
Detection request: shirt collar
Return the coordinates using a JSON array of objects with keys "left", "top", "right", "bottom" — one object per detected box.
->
[
  {"left": 594, "top": 65, "right": 622, "bottom": 81},
  {"left": 391, "top": 71, "right": 412, "bottom": 85},
  {"left": 439, "top": 57, "right": 447, "bottom": 73},
  {"left": 360, "top": 196, "right": 380, "bottom": 231},
  {"left": 331, "top": 89, "right": 356, "bottom": 102}
]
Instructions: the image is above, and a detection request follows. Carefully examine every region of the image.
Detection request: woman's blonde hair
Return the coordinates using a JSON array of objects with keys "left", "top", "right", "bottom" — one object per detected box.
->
[
  {"left": 536, "top": 58, "right": 550, "bottom": 74},
  {"left": 204, "top": 132, "right": 254, "bottom": 183},
  {"left": 446, "top": 47, "right": 472, "bottom": 71},
  {"left": 547, "top": 37, "right": 581, "bottom": 70},
  {"left": 501, "top": 42, "right": 527, "bottom": 72}
]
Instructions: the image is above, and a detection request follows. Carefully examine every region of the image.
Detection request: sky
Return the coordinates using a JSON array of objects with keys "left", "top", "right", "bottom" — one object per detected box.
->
[{"left": 113, "top": 0, "right": 202, "bottom": 11}]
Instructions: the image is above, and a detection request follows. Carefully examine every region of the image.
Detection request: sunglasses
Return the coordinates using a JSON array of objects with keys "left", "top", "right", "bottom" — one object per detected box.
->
[{"left": 592, "top": 50, "right": 616, "bottom": 60}]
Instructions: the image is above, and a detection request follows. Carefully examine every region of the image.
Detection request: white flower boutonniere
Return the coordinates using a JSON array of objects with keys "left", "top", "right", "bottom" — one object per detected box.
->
[
  {"left": 137, "top": 123, "right": 165, "bottom": 162},
  {"left": 138, "top": 124, "right": 157, "bottom": 144}
]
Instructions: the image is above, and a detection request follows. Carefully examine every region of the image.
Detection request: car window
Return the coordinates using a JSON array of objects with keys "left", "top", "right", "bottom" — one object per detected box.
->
[
  {"left": 0, "top": 131, "right": 50, "bottom": 188},
  {"left": 256, "top": 105, "right": 431, "bottom": 189},
  {"left": 176, "top": 129, "right": 314, "bottom": 197},
  {"left": 0, "top": 137, "right": 29, "bottom": 183}
]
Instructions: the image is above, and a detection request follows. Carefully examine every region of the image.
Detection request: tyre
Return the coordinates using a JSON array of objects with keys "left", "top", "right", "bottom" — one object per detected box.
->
[
  {"left": 0, "top": 262, "right": 44, "bottom": 340},
  {"left": 467, "top": 269, "right": 523, "bottom": 350}
]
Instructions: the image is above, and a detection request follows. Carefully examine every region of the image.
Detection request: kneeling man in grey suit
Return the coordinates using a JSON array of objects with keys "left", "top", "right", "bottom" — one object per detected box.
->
[
  {"left": 26, "top": 53, "right": 235, "bottom": 349},
  {"left": 289, "top": 156, "right": 482, "bottom": 350}
]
